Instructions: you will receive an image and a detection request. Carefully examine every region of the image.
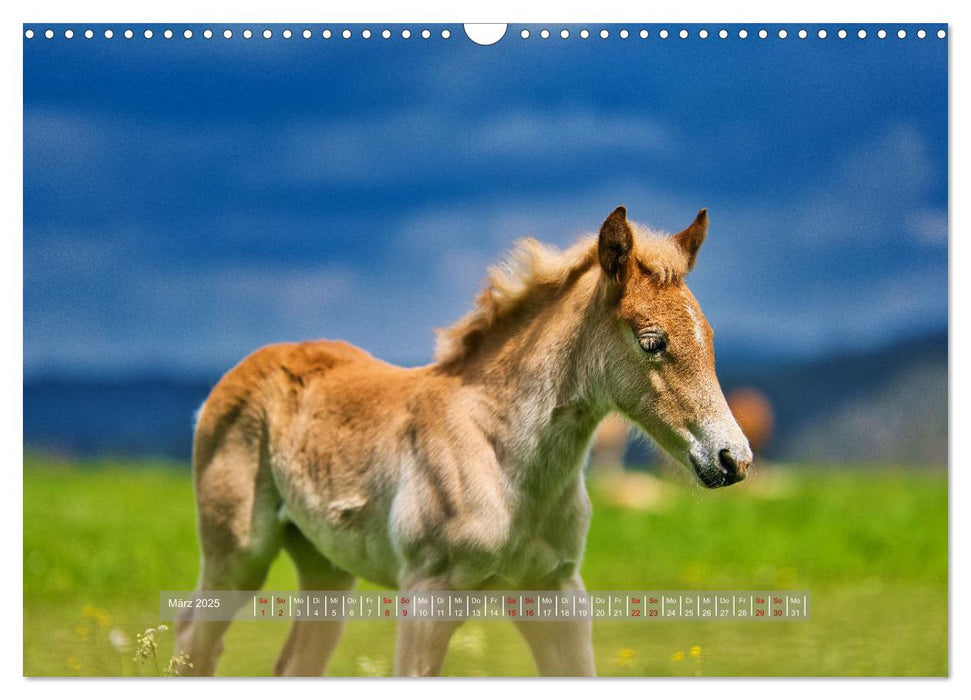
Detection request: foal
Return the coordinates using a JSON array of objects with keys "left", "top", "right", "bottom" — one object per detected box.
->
[{"left": 176, "top": 206, "right": 752, "bottom": 676}]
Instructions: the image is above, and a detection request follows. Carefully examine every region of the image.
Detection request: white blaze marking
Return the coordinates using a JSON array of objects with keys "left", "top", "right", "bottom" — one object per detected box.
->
[{"left": 685, "top": 304, "right": 704, "bottom": 348}]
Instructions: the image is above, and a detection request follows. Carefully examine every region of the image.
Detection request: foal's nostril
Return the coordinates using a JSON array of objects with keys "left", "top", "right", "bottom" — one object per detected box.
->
[
  {"left": 718, "top": 449, "right": 749, "bottom": 482},
  {"left": 718, "top": 449, "right": 737, "bottom": 475}
]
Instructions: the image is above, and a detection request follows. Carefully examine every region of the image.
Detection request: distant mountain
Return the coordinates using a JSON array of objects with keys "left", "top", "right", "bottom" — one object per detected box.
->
[
  {"left": 719, "top": 331, "right": 947, "bottom": 465},
  {"left": 23, "top": 375, "right": 217, "bottom": 460},
  {"left": 23, "top": 331, "right": 947, "bottom": 465}
]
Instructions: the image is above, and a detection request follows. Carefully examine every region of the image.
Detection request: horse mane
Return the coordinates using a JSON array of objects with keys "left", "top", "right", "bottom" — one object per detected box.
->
[{"left": 434, "top": 224, "right": 689, "bottom": 364}]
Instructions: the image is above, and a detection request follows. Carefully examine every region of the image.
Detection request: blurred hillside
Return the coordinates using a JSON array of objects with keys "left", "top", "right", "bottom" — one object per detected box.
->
[
  {"left": 719, "top": 330, "right": 947, "bottom": 464},
  {"left": 23, "top": 331, "right": 946, "bottom": 466}
]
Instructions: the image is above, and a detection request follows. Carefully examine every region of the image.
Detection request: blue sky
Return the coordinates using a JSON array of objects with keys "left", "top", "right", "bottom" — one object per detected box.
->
[{"left": 23, "top": 24, "right": 948, "bottom": 377}]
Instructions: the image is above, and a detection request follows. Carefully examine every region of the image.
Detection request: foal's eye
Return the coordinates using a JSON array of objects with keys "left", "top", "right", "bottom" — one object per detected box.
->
[{"left": 638, "top": 330, "right": 668, "bottom": 355}]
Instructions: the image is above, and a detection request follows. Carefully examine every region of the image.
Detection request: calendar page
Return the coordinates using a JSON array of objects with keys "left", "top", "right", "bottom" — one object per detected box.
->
[{"left": 22, "top": 19, "right": 948, "bottom": 678}]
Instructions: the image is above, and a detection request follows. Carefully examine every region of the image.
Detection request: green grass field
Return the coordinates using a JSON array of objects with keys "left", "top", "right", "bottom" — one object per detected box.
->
[{"left": 23, "top": 457, "right": 947, "bottom": 677}]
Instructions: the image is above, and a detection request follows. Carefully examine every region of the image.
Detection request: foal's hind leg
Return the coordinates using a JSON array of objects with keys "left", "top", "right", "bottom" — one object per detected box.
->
[
  {"left": 175, "top": 427, "right": 283, "bottom": 676},
  {"left": 175, "top": 547, "right": 279, "bottom": 676},
  {"left": 273, "top": 525, "right": 356, "bottom": 676}
]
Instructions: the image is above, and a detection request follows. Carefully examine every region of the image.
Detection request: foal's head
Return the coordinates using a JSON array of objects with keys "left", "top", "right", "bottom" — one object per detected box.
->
[{"left": 596, "top": 206, "right": 752, "bottom": 488}]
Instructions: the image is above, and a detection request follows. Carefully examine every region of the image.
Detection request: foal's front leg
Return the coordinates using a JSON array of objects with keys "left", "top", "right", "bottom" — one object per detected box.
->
[
  {"left": 394, "top": 575, "right": 463, "bottom": 676},
  {"left": 395, "top": 618, "right": 464, "bottom": 677},
  {"left": 514, "top": 573, "right": 596, "bottom": 676}
]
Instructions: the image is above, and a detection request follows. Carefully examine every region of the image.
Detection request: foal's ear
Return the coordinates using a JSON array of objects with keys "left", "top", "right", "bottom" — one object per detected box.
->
[
  {"left": 598, "top": 206, "right": 634, "bottom": 281},
  {"left": 673, "top": 209, "right": 708, "bottom": 272}
]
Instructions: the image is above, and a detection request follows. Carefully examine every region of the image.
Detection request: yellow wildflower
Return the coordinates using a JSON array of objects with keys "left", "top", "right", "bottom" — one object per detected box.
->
[
  {"left": 689, "top": 645, "right": 702, "bottom": 658},
  {"left": 671, "top": 650, "right": 685, "bottom": 662}
]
